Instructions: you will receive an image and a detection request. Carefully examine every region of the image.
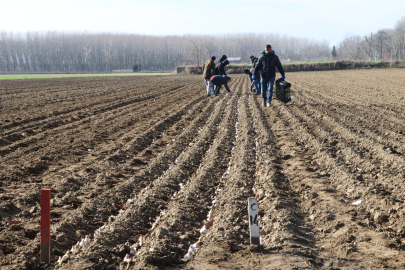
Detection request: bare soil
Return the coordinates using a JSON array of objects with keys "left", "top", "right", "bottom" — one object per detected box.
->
[{"left": 1, "top": 69, "right": 405, "bottom": 269}]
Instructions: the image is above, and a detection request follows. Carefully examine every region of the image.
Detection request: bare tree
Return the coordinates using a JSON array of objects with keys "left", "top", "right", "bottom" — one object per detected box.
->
[
  {"left": 395, "top": 16, "right": 405, "bottom": 61},
  {"left": 338, "top": 35, "right": 365, "bottom": 60},
  {"left": 189, "top": 39, "right": 204, "bottom": 67},
  {"left": 362, "top": 32, "right": 373, "bottom": 59},
  {"left": 0, "top": 31, "right": 336, "bottom": 73},
  {"left": 375, "top": 29, "right": 390, "bottom": 60}
]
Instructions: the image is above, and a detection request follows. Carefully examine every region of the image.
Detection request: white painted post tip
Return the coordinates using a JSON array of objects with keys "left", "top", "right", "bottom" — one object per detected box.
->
[{"left": 248, "top": 197, "right": 260, "bottom": 246}]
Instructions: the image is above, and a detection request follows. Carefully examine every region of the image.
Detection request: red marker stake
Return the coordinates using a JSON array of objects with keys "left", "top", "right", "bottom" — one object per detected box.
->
[{"left": 41, "top": 189, "right": 51, "bottom": 264}]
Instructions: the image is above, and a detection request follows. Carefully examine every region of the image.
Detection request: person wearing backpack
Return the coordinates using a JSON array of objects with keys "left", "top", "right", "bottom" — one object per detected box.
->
[
  {"left": 202, "top": 56, "right": 216, "bottom": 96},
  {"left": 253, "top": 44, "right": 285, "bottom": 107}
]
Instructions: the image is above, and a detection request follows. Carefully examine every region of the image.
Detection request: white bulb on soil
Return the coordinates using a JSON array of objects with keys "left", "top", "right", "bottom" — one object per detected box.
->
[
  {"left": 352, "top": 200, "right": 363, "bottom": 205},
  {"left": 130, "top": 246, "right": 137, "bottom": 255},
  {"left": 58, "top": 251, "right": 70, "bottom": 264},
  {"left": 188, "top": 245, "right": 198, "bottom": 254},
  {"left": 184, "top": 252, "right": 193, "bottom": 260},
  {"left": 123, "top": 254, "right": 131, "bottom": 262},
  {"left": 200, "top": 226, "right": 208, "bottom": 234}
]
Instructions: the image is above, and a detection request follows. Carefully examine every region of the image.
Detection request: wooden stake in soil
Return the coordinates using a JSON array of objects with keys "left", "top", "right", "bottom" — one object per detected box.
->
[
  {"left": 41, "top": 189, "right": 51, "bottom": 264},
  {"left": 248, "top": 197, "right": 260, "bottom": 246}
]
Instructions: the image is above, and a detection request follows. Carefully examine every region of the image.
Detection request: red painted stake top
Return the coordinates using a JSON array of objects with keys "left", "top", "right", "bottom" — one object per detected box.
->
[{"left": 41, "top": 189, "right": 51, "bottom": 245}]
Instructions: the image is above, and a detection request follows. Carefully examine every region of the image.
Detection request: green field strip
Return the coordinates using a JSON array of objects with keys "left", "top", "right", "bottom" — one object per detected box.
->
[{"left": 0, "top": 73, "right": 171, "bottom": 80}]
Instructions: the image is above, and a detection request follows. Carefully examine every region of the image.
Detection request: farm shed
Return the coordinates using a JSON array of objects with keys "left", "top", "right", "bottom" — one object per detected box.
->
[{"left": 227, "top": 57, "right": 242, "bottom": 63}]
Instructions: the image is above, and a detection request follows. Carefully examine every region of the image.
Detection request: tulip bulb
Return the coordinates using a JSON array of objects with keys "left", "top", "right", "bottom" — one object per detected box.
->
[
  {"left": 84, "top": 235, "right": 90, "bottom": 244},
  {"left": 184, "top": 252, "right": 193, "bottom": 260},
  {"left": 139, "top": 236, "right": 144, "bottom": 246},
  {"left": 123, "top": 254, "right": 131, "bottom": 262},
  {"left": 260, "top": 236, "right": 264, "bottom": 246},
  {"left": 200, "top": 226, "right": 208, "bottom": 234},
  {"left": 58, "top": 251, "right": 70, "bottom": 264},
  {"left": 130, "top": 246, "right": 137, "bottom": 255},
  {"left": 188, "top": 245, "right": 198, "bottom": 254}
]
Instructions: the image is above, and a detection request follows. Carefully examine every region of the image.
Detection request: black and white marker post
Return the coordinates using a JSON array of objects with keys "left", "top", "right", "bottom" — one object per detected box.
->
[{"left": 248, "top": 197, "right": 260, "bottom": 245}]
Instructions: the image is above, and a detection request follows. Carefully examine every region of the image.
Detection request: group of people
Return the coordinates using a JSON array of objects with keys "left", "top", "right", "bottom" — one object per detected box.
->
[
  {"left": 202, "top": 44, "right": 285, "bottom": 107},
  {"left": 202, "top": 54, "right": 232, "bottom": 97}
]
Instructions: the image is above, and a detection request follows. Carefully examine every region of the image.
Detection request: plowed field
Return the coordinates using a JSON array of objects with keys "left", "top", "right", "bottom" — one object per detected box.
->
[{"left": 1, "top": 69, "right": 405, "bottom": 269}]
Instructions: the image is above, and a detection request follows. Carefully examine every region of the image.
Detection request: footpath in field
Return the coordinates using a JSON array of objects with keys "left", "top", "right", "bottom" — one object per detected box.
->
[{"left": 2, "top": 70, "right": 405, "bottom": 269}]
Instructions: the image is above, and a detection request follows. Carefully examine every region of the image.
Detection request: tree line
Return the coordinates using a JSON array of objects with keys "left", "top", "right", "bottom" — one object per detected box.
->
[
  {"left": 0, "top": 16, "right": 404, "bottom": 74},
  {"left": 0, "top": 32, "right": 330, "bottom": 73},
  {"left": 336, "top": 16, "right": 405, "bottom": 61}
]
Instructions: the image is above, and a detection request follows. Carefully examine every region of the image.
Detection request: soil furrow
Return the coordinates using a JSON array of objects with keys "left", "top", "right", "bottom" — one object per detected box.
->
[
  {"left": 244, "top": 92, "right": 319, "bottom": 269},
  {"left": 190, "top": 93, "right": 257, "bottom": 269},
  {"left": 0, "top": 83, "right": 195, "bottom": 158},
  {"left": 0, "top": 93, "right": 210, "bottom": 218},
  {"left": 0, "top": 82, "right": 192, "bottom": 138},
  {"left": 1, "top": 90, "right": 218, "bottom": 267},
  {"left": 62, "top": 95, "right": 232, "bottom": 268},
  {"left": 0, "top": 86, "right": 203, "bottom": 188},
  {"left": 3, "top": 71, "right": 405, "bottom": 269},
  {"left": 284, "top": 97, "right": 405, "bottom": 201},
  {"left": 125, "top": 86, "right": 240, "bottom": 269},
  {"left": 296, "top": 90, "right": 405, "bottom": 150},
  {"left": 274, "top": 97, "right": 404, "bottom": 268}
]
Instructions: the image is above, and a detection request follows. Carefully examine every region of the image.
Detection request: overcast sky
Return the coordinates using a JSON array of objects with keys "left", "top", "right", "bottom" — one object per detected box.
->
[{"left": 2, "top": 0, "right": 404, "bottom": 46}]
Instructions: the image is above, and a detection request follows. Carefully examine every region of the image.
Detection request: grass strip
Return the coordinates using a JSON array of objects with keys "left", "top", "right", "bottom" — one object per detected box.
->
[{"left": 0, "top": 73, "right": 171, "bottom": 80}]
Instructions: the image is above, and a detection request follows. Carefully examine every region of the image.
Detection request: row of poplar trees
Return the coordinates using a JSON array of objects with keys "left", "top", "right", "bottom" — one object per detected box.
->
[{"left": 0, "top": 31, "right": 331, "bottom": 73}]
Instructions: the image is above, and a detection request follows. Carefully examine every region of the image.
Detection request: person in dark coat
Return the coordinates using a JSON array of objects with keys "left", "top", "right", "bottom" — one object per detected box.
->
[
  {"left": 214, "top": 59, "right": 229, "bottom": 76},
  {"left": 244, "top": 68, "right": 253, "bottom": 84},
  {"left": 214, "top": 55, "right": 227, "bottom": 65},
  {"left": 253, "top": 44, "right": 285, "bottom": 107},
  {"left": 210, "top": 75, "right": 233, "bottom": 96},
  {"left": 250, "top": 56, "right": 261, "bottom": 95}
]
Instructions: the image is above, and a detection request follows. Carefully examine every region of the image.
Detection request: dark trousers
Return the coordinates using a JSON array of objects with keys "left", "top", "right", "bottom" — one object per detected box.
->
[{"left": 212, "top": 82, "right": 222, "bottom": 95}]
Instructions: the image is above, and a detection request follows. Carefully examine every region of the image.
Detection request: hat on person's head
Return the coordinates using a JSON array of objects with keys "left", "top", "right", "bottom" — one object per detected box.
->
[{"left": 249, "top": 55, "right": 255, "bottom": 59}]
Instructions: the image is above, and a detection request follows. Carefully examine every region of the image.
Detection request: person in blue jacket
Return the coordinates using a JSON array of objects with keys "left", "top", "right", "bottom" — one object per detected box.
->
[
  {"left": 210, "top": 75, "right": 234, "bottom": 97},
  {"left": 253, "top": 44, "right": 285, "bottom": 107}
]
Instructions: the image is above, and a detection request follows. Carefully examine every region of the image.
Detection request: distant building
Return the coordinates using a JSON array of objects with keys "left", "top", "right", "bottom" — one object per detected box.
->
[
  {"left": 369, "top": 57, "right": 381, "bottom": 61},
  {"left": 227, "top": 57, "right": 242, "bottom": 63}
]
